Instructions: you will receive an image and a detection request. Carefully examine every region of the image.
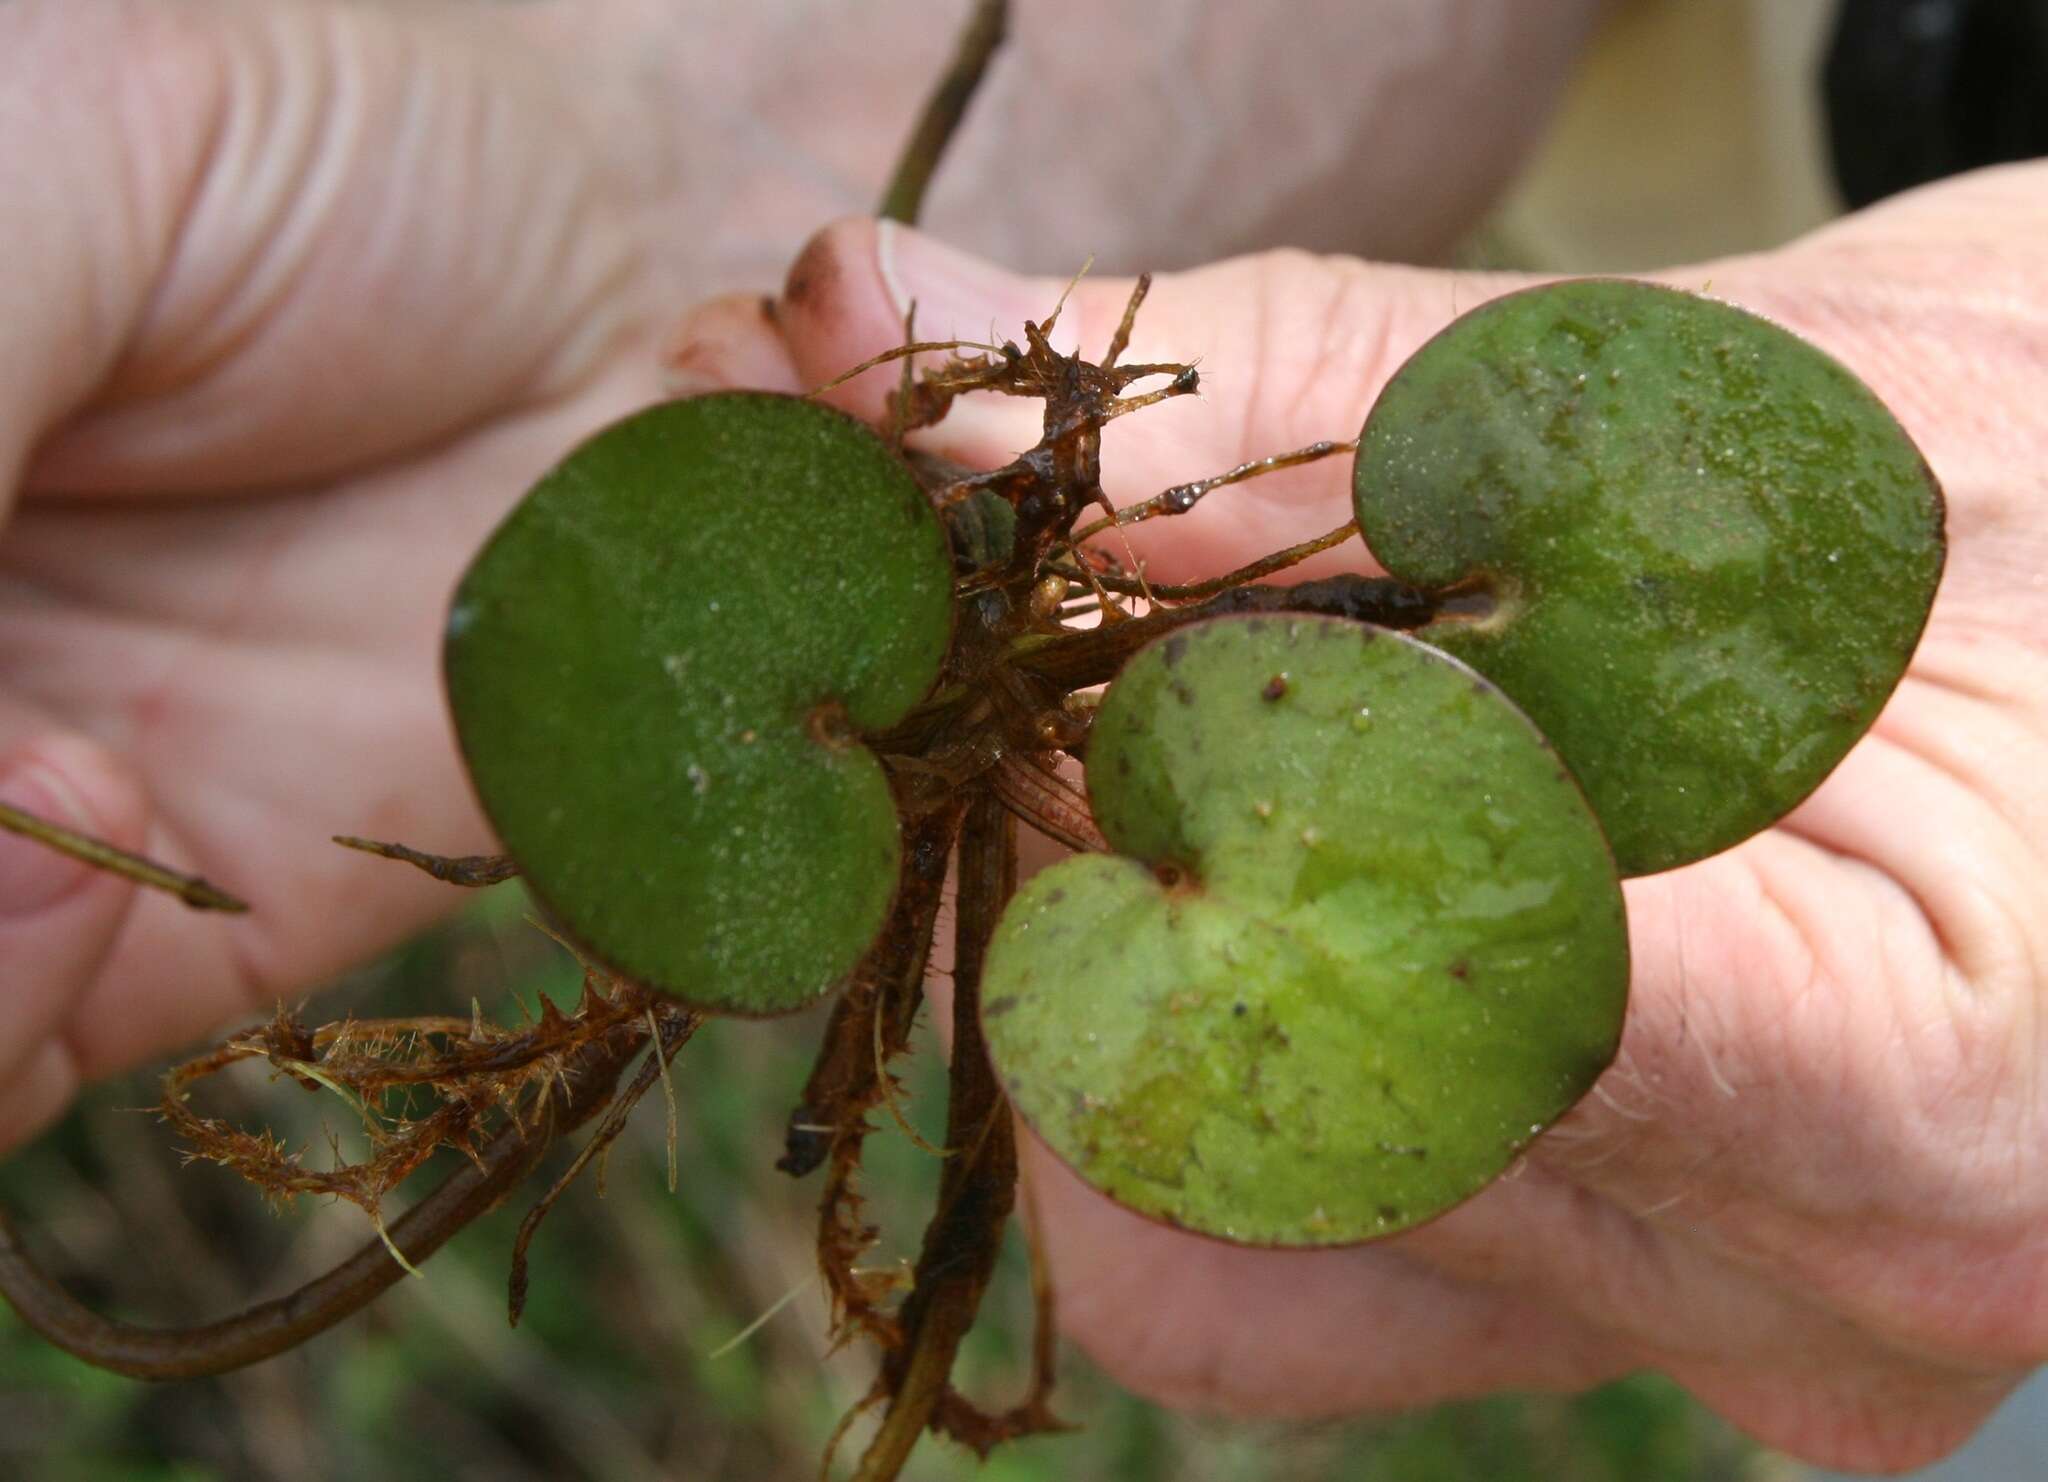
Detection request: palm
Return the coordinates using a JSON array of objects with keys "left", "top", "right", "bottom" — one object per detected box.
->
[
  {"left": 0, "top": 0, "right": 1606, "bottom": 1135},
  {"left": 4, "top": 381, "right": 643, "bottom": 1061},
  {"left": 758, "top": 174, "right": 2048, "bottom": 1469},
  {"left": 0, "top": 0, "right": 697, "bottom": 1128}
]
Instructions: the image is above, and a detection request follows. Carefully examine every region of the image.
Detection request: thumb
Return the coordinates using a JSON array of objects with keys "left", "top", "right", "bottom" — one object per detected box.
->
[{"left": 777, "top": 217, "right": 1532, "bottom": 582}]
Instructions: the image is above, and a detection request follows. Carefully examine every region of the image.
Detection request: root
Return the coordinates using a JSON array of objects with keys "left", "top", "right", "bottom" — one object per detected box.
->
[
  {"left": 0, "top": 940, "right": 706, "bottom": 1379},
  {"left": 844, "top": 796, "right": 1025, "bottom": 1482},
  {"left": 929, "top": 1173, "right": 1071, "bottom": 1455},
  {"left": 332, "top": 835, "right": 518, "bottom": 886},
  {"left": 508, "top": 1005, "right": 699, "bottom": 1326},
  {"left": 1068, "top": 438, "right": 1359, "bottom": 542},
  {"left": 781, "top": 805, "right": 962, "bottom": 1353},
  {"left": 0, "top": 1016, "right": 649, "bottom": 1379},
  {"left": 159, "top": 969, "right": 664, "bottom": 1228}
]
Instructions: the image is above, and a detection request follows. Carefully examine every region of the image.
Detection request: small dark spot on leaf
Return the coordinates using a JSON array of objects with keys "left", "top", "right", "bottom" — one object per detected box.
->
[
  {"left": 1262, "top": 674, "right": 1289, "bottom": 701},
  {"left": 1232, "top": 1002, "right": 1247, "bottom": 1017},
  {"left": 1171, "top": 681, "right": 1196, "bottom": 707},
  {"left": 1378, "top": 1204, "right": 1402, "bottom": 1222},
  {"left": 1045, "top": 887, "right": 1066, "bottom": 905},
  {"left": 1449, "top": 959, "right": 1470, "bottom": 981},
  {"left": 1163, "top": 634, "right": 1189, "bottom": 667},
  {"left": 985, "top": 996, "right": 1018, "bottom": 1019}
]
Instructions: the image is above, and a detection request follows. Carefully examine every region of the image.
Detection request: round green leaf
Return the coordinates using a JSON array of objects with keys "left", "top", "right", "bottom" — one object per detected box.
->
[
  {"left": 1355, "top": 279, "right": 1944, "bottom": 875},
  {"left": 981, "top": 616, "right": 1628, "bottom": 1246},
  {"left": 445, "top": 393, "right": 952, "bottom": 1015}
]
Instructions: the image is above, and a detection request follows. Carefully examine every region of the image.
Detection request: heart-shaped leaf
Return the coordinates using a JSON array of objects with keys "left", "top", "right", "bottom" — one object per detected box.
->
[
  {"left": 1355, "top": 280, "right": 1945, "bottom": 875},
  {"left": 445, "top": 393, "right": 952, "bottom": 1015},
  {"left": 981, "top": 616, "right": 1628, "bottom": 1246}
]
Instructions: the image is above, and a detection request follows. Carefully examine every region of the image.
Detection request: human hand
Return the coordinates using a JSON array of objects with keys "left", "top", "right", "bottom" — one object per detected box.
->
[
  {"left": 0, "top": 0, "right": 1610, "bottom": 1157},
  {"left": 0, "top": 0, "right": 785, "bottom": 1151},
  {"left": 668, "top": 163, "right": 2048, "bottom": 1471}
]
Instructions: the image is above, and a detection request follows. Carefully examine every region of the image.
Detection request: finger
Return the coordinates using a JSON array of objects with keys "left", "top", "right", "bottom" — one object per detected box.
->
[
  {"left": 781, "top": 216, "right": 2048, "bottom": 1455},
  {"left": 777, "top": 217, "right": 1531, "bottom": 584},
  {"left": 538, "top": 0, "right": 1604, "bottom": 292},
  {"left": 916, "top": 944, "right": 1626, "bottom": 1414},
  {"left": 933, "top": 879, "right": 2004, "bottom": 1468},
  {"left": 1, "top": 0, "right": 641, "bottom": 503},
  {"left": 1027, "top": 1119, "right": 2012, "bottom": 1472},
  {"left": 1015, "top": 1133, "right": 1626, "bottom": 1417},
  {"left": 0, "top": 729, "right": 148, "bottom": 1152},
  {"left": 660, "top": 292, "right": 804, "bottom": 398}
]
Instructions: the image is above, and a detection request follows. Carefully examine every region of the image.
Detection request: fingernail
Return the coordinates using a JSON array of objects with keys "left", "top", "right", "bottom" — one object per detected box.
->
[
  {"left": 0, "top": 763, "right": 94, "bottom": 917},
  {"left": 878, "top": 222, "right": 1076, "bottom": 355}
]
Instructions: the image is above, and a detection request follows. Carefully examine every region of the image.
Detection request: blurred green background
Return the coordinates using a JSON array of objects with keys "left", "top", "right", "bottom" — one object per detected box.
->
[{"left": 0, "top": 888, "right": 1792, "bottom": 1482}]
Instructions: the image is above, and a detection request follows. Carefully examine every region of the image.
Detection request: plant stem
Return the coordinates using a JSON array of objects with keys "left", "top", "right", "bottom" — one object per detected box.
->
[
  {"left": 1054, "top": 517, "right": 1364, "bottom": 603},
  {"left": 0, "top": 799, "right": 247, "bottom": 912},
  {"left": 0, "top": 1022, "right": 649, "bottom": 1379},
  {"left": 849, "top": 792, "right": 1018, "bottom": 1482},
  {"left": 1015, "top": 570, "right": 1442, "bottom": 692},
  {"left": 331, "top": 835, "right": 517, "bottom": 887},
  {"left": 877, "top": 0, "right": 1009, "bottom": 224},
  {"left": 780, "top": 803, "right": 963, "bottom": 1178},
  {"left": 1068, "top": 439, "right": 1358, "bottom": 542}
]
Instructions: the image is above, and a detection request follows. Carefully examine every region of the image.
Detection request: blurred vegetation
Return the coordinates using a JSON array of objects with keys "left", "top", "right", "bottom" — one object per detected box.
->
[{"left": 1, "top": 888, "right": 1795, "bottom": 1482}]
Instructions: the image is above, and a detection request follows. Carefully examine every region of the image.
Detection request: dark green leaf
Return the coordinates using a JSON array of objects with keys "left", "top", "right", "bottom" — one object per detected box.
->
[
  {"left": 1355, "top": 280, "right": 1944, "bottom": 874},
  {"left": 445, "top": 393, "right": 952, "bottom": 1015}
]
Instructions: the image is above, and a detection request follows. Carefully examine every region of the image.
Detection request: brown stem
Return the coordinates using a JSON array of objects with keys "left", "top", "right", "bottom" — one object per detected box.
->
[
  {"left": 331, "top": 835, "right": 518, "bottom": 887},
  {"left": 1056, "top": 517, "right": 1363, "bottom": 603},
  {"left": 780, "top": 804, "right": 963, "bottom": 1179},
  {"left": 849, "top": 792, "right": 1019, "bottom": 1482},
  {"left": 1068, "top": 439, "right": 1359, "bottom": 542},
  {"left": 1101, "top": 274, "right": 1151, "bottom": 370},
  {"left": 0, "top": 800, "right": 247, "bottom": 912},
  {"left": 877, "top": 0, "right": 1009, "bottom": 225},
  {"left": 0, "top": 1026, "right": 648, "bottom": 1380},
  {"left": 508, "top": 1007, "right": 699, "bottom": 1325},
  {"left": 807, "top": 339, "right": 1007, "bottom": 401},
  {"left": 928, "top": 1170, "right": 1072, "bottom": 1455},
  {"left": 1016, "top": 568, "right": 1441, "bottom": 692}
]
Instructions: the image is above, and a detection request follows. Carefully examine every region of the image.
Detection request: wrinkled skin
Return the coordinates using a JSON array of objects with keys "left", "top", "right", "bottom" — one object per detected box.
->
[
  {"left": 3, "top": 0, "right": 2045, "bottom": 1472},
  {"left": 0, "top": 0, "right": 1587, "bottom": 1137},
  {"left": 688, "top": 187, "right": 2048, "bottom": 1474}
]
